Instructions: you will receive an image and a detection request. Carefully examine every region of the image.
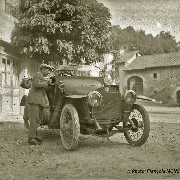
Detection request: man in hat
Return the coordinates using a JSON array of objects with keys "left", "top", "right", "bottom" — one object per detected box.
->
[
  {"left": 20, "top": 95, "right": 30, "bottom": 132},
  {"left": 27, "top": 63, "right": 54, "bottom": 145},
  {"left": 20, "top": 77, "right": 33, "bottom": 132}
]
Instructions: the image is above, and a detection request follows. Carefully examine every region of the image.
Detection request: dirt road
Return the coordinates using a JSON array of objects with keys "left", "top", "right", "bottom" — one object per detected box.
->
[{"left": 0, "top": 111, "right": 180, "bottom": 179}]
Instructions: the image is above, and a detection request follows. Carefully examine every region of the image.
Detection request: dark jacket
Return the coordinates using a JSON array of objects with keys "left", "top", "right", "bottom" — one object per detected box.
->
[
  {"left": 27, "top": 72, "right": 49, "bottom": 107},
  {"left": 20, "top": 95, "right": 27, "bottom": 106}
]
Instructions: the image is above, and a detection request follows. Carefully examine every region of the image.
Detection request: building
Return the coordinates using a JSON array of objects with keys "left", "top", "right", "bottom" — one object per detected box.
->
[
  {"left": 0, "top": 0, "right": 22, "bottom": 120},
  {"left": 0, "top": 40, "right": 21, "bottom": 119},
  {"left": 123, "top": 52, "right": 180, "bottom": 105},
  {"left": 114, "top": 50, "right": 142, "bottom": 93}
]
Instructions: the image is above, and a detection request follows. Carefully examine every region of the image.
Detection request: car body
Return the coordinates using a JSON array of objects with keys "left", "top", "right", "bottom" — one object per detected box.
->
[{"left": 21, "top": 66, "right": 150, "bottom": 150}]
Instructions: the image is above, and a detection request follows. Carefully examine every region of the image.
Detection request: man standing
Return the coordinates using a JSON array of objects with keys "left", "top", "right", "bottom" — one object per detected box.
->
[
  {"left": 27, "top": 64, "right": 54, "bottom": 145},
  {"left": 20, "top": 77, "right": 32, "bottom": 132},
  {"left": 21, "top": 95, "right": 30, "bottom": 131}
]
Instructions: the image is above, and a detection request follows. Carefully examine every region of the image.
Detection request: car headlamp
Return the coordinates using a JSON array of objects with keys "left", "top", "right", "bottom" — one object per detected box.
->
[
  {"left": 123, "top": 90, "right": 137, "bottom": 105},
  {"left": 87, "top": 91, "right": 103, "bottom": 107}
]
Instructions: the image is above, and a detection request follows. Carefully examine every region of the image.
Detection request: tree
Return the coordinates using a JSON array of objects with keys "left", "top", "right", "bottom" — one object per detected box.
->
[
  {"left": 109, "top": 25, "right": 179, "bottom": 56},
  {"left": 11, "top": 0, "right": 111, "bottom": 64},
  {"left": 156, "top": 31, "right": 179, "bottom": 53}
]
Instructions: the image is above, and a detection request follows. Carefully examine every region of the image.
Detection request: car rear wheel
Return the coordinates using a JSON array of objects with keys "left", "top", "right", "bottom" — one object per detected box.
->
[
  {"left": 123, "top": 104, "right": 150, "bottom": 146},
  {"left": 60, "top": 104, "right": 80, "bottom": 150}
]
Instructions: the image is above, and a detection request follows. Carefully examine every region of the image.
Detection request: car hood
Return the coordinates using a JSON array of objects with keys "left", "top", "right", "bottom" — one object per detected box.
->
[{"left": 56, "top": 76, "right": 104, "bottom": 96}]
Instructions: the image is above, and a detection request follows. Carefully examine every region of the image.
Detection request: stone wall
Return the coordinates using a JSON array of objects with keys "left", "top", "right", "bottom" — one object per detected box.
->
[
  {"left": 123, "top": 66, "right": 180, "bottom": 104},
  {"left": 115, "top": 63, "right": 126, "bottom": 94}
]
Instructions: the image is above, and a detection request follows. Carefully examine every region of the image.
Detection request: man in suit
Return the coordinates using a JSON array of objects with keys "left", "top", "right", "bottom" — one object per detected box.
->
[
  {"left": 27, "top": 64, "right": 54, "bottom": 145},
  {"left": 20, "top": 95, "right": 29, "bottom": 132},
  {"left": 20, "top": 77, "right": 32, "bottom": 132}
]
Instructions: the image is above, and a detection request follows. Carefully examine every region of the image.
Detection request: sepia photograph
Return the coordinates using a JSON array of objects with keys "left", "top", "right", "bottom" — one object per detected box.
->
[{"left": 0, "top": 0, "right": 180, "bottom": 179}]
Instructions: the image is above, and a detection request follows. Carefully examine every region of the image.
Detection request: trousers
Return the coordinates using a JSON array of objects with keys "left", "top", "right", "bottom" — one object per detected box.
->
[
  {"left": 23, "top": 103, "right": 29, "bottom": 129},
  {"left": 28, "top": 104, "right": 40, "bottom": 139}
]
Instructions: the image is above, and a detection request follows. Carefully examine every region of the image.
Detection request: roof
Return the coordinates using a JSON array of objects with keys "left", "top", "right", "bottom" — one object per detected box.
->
[
  {"left": 115, "top": 50, "right": 141, "bottom": 63},
  {"left": 0, "top": 39, "right": 20, "bottom": 57},
  {"left": 124, "top": 52, "right": 180, "bottom": 71},
  {"left": 0, "top": 39, "right": 18, "bottom": 48}
]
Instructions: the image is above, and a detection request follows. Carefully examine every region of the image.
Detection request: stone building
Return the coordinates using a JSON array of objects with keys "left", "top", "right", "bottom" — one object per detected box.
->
[
  {"left": 114, "top": 50, "right": 142, "bottom": 93},
  {"left": 123, "top": 52, "right": 180, "bottom": 105}
]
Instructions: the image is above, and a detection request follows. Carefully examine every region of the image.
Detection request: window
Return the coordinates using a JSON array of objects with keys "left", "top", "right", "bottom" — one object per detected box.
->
[
  {"left": 13, "top": 61, "right": 16, "bottom": 86},
  {"left": 2, "top": 58, "right": 6, "bottom": 87},
  {"left": 153, "top": 73, "right": 157, "bottom": 79},
  {"left": 1, "top": 58, "right": 19, "bottom": 87},
  {"left": 2, "top": 58, "right": 6, "bottom": 71},
  {"left": 13, "top": 61, "right": 19, "bottom": 87},
  {"left": 7, "top": 59, "right": 10, "bottom": 71},
  {"left": 6, "top": 73, "right": 11, "bottom": 85},
  {"left": 6, "top": 59, "right": 11, "bottom": 85}
]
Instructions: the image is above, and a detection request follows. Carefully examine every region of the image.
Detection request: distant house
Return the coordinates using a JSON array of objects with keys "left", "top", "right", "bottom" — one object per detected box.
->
[
  {"left": 123, "top": 52, "right": 180, "bottom": 104},
  {"left": 114, "top": 50, "right": 142, "bottom": 93}
]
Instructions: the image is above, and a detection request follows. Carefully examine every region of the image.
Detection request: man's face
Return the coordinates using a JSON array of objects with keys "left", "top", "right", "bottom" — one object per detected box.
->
[{"left": 42, "top": 68, "right": 51, "bottom": 76}]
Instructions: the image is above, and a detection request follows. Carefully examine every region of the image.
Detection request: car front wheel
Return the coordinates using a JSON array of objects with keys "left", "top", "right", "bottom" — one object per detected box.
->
[
  {"left": 123, "top": 104, "right": 150, "bottom": 146},
  {"left": 60, "top": 104, "right": 80, "bottom": 150}
]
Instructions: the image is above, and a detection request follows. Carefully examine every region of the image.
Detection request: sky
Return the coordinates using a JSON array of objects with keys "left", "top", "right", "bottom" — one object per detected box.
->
[
  {"left": 1, "top": 0, "right": 180, "bottom": 42},
  {"left": 98, "top": 0, "right": 180, "bottom": 42}
]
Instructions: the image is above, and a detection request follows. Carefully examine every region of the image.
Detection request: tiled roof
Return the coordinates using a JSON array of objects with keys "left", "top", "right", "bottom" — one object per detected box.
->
[
  {"left": 124, "top": 52, "right": 180, "bottom": 71},
  {"left": 115, "top": 50, "right": 140, "bottom": 63}
]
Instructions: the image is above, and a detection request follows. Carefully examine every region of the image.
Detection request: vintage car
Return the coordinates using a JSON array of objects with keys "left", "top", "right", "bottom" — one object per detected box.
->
[{"left": 21, "top": 65, "right": 150, "bottom": 150}]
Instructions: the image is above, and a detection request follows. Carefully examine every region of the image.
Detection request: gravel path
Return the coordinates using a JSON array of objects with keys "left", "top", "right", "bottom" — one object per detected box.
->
[{"left": 0, "top": 117, "right": 180, "bottom": 179}]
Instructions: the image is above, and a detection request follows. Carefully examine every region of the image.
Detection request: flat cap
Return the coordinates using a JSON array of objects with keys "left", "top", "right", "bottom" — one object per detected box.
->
[{"left": 40, "top": 63, "right": 54, "bottom": 71}]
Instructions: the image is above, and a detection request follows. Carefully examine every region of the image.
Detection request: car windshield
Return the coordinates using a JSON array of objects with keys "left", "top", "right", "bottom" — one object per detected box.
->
[{"left": 55, "top": 65, "right": 104, "bottom": 77}]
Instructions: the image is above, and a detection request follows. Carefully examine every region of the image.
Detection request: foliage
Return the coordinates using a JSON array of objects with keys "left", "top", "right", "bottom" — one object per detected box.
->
[
  {"left": 11, "top": 0, "right": 111, "bottom": 64},
  {"left": 109, "top": 25, "right": 179, "bottom": 56}
]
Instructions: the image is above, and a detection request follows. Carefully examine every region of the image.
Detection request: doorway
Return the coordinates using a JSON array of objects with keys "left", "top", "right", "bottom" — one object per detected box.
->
[{"left": 127, "top": 76, "right": 143, "bottom": 95}]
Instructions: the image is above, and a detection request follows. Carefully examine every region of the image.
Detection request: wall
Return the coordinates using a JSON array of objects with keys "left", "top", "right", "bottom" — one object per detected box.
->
[
  {"left": 0, "top": 41, "right": 21, "bottom": 120},
  {"left": 115, "top": 52, "right": 142, "bottom": 95},
  {"left": 115, "top": 63, "right": 126, "bottom": 94},
  {"left": 124, "top": 66, "right": 180, "bottom": 104}
]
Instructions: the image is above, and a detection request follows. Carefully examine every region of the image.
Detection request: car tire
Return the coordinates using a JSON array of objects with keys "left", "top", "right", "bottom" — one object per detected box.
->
[
  {"left": 60, "top": 104, "right": 80, "bottom": 150},
  {"left": 123, "top": 104, "right": 150, "bottom": 146}
]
